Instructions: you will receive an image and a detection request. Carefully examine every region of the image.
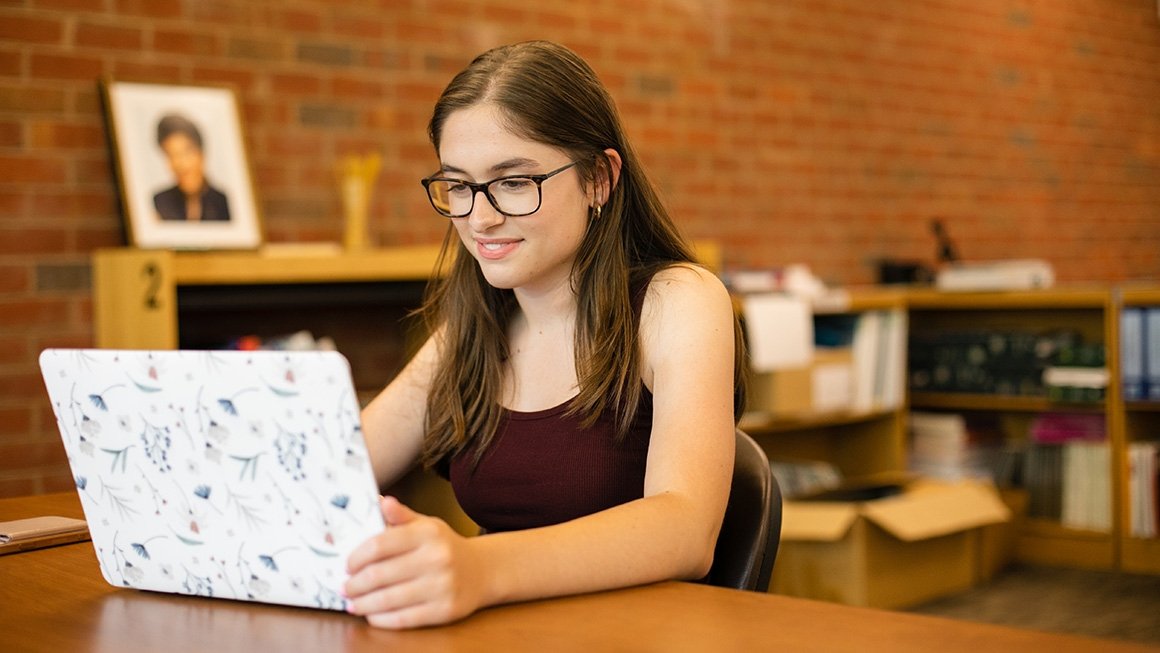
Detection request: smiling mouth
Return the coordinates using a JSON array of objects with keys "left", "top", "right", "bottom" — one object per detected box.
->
[{"left": 474, "top": 238, "right": 520, "bottom": 260}]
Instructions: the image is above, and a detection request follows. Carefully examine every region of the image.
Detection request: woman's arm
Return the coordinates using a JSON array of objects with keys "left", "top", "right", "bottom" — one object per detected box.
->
[
  {"left": 360, "top": 333, "right": 441, "bottom": 491},
  {"left": 344, "top": 266, "right": 737, "bottom": 629}
]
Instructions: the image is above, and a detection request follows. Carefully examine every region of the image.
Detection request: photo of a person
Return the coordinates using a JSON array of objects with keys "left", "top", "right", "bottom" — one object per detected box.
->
[{"left": 153, "top": 113, "right": 231, "bottom": 222}]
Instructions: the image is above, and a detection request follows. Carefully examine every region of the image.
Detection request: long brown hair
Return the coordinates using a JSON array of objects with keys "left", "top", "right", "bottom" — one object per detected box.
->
[{"left": 419, "top": 41, "right": 745, "bottom": 469}]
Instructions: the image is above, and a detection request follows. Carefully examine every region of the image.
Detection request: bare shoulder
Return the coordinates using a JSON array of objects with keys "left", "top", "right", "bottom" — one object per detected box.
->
[
  {"left": 643, "top": 264, "right": 732, "bottom": 319},
  {"left": 639, "top": 264, "right": 735, "bottom": 391},
  {"left": 640, "top": 264, "right": 734, "bottom": 352}
]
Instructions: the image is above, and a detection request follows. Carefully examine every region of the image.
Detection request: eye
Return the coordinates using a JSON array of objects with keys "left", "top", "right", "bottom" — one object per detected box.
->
[
  {"left": 496, "top": 178, "right": 536, "bottom": 193},
  {"left": 445, "top": 181, "right": 472, "bottom": 195}
]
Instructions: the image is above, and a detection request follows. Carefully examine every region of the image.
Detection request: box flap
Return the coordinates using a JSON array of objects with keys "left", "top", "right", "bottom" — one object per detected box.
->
[
  {"left": 782, "top": 502, "right": 861, "bottom": 541},
  {"left": 861, "top": 482, "right": 1011, "bottom": 542}
]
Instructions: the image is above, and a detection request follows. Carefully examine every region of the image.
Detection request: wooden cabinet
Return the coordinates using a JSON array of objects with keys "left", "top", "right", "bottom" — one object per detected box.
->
[{"left": 93, "top": 245, "right": 442, "bottom": 396}]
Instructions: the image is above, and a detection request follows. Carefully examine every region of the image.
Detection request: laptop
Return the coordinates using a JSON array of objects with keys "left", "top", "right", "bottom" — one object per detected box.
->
[{"left": 38, "top": 348, "right": 386, "bottom": 611}]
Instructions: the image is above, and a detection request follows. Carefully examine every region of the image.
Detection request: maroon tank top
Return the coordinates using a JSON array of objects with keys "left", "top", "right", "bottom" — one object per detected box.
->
[
  {"left": 448, "top": 275, "right": 656, "bottom": 533},
  {"left": 447, "top": 391, "right": 653, "bottom": 533}
]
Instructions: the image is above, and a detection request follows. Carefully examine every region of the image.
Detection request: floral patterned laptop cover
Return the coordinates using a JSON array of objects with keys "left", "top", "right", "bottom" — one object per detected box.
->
[{"left": 38, "top": 349, "right": 386, "bottom": 611}]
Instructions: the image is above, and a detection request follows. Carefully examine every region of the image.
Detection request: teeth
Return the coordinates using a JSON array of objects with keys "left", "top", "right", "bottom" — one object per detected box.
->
[{"left": 482, "top": 242, "right": 504, "bottom": 250}]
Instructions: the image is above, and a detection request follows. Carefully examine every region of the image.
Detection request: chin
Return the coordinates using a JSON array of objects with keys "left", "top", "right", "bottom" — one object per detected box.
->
[{"left": 477, "top": 269, "right": 520, "bottom": 290}]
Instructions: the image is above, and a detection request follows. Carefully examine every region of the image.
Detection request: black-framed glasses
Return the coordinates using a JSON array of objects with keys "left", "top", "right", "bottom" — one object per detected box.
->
[{"left": 420, "top": 161, "right": 581, "bottom": 218}]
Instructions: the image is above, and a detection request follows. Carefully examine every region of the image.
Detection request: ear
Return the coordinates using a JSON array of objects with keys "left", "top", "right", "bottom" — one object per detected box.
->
[{"left": 592, "top": 148, "right": 623, "bottom": 207}]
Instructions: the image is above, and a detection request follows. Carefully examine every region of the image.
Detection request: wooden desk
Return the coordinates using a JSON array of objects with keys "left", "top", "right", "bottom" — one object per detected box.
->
[{"left": 0, "top": 493, "right": 1150, "bottom": 653}]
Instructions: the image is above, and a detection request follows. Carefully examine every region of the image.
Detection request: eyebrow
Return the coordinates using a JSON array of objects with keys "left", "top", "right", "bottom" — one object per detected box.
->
[{"left": 439, "top": 157, "right": 542, "bottom": 177}]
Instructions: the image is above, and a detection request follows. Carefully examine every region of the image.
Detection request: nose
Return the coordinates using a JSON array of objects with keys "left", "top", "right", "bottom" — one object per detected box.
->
[{"left": 464, "top": 189, "right": 505, "bottom": 230}]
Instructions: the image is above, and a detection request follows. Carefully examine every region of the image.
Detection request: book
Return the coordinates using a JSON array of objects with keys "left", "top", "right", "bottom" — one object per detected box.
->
[
  {"left": 1024, "top": 444, "right": 1063, "bottom": 520},
  {"left": 1128, "top": 442, "right": 1159, "bottom": 538},
  {"left": 851, "top": 309, "right": 907, "bottom": 413},
  {"left": 1060, "top": 440, "right": 1111, "bottom": 533},
  {"left": 908, "top": 411, "right": 1003, "bottom": 482},
  {"left": 1147, "top": 307, "right": 1160, "bottom": 400},
  {"left": 1121, "top": 307, "right": 1145, "bottom": 401}
]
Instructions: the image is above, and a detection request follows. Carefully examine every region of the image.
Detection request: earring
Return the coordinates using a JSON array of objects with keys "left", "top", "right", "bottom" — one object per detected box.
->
[{"left": 591, "top": 204, "right": 602, "bottom": 220}]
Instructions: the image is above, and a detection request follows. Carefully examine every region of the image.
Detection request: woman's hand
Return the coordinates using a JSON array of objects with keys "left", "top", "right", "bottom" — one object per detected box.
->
[{"left": 344, "top": 496, "right": 489, "bottom": 629}]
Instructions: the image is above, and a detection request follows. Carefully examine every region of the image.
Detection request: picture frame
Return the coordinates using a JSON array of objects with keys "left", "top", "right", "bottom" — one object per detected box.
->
[{"left": 100, "top": 80, "right": 263, "bottom": 250}]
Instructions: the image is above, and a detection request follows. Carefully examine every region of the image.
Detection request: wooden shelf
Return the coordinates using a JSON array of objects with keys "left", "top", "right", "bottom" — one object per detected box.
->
[
  {"left": 1119, "top": 286, "right": 1160, "bottom": 307},
  {"left": 906, "top": 287, "right": 1111, "bottom": 310},
  {"left": 740, "top": 407, "right": 897, "bottom": 434},
  {"left": 810, "top": 286, "right": 908, "bottom": 314},
  {"left": 1121, "top": 537, "right": 1160, "bottom": 574},
  {"left": 909, "top": 392, "right": 1107, "bottom": 413},
  {"left": 1013, "top": 518, "right": 1116, "bottom": 569},
  {"left": 172, "top": 244, "right": 443, "bottom": 284}
]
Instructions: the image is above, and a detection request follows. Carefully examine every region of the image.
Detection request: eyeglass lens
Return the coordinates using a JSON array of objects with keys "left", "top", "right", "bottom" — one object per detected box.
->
[{"left": 426, "top": 177, "right": 541, "bottom": 217}]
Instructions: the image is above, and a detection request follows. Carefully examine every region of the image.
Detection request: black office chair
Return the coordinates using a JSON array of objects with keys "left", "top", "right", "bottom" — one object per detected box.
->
[{"left": 705, "top": 428, "right": 782, "bottom": 592}]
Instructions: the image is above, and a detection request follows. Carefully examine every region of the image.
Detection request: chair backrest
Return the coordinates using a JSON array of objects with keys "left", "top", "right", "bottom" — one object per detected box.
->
[{"left": 706, "top": 428, "right": 783, "bottom": 592}]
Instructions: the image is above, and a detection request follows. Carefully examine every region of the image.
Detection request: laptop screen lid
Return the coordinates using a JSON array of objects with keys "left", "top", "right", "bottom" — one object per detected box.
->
[{"left": 38, "top": 348, "right": 386, "bottom": 611}]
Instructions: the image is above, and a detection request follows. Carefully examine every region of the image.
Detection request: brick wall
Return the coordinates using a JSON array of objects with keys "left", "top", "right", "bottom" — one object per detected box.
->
[{"left": 2, "top": 0, "right": 1159, "bottom": 496}]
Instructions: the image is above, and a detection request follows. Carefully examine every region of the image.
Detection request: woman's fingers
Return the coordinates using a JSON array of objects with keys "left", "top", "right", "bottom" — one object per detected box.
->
[{"left": 344, "top": 543, "right": 426, "bottom": 599}]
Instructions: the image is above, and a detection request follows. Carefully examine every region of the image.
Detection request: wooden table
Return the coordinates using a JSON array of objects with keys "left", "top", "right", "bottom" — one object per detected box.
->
[{"left": 0, "top": 493, "right": 1151, "bottom": 653}]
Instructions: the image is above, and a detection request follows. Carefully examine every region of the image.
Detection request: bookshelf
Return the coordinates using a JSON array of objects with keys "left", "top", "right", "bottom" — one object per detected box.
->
[
  {"left": 740, "top": 288, "right": 910, "bottom": 482},
  {"left": 907, "top": 288, "right": 1120, "bottom": 570},
  {"left": 1119, "top": 287, "right": 1160, "bottom": 573}
]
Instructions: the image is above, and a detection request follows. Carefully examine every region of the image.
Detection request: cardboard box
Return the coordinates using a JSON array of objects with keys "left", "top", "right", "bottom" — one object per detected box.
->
[
  {"left": 748, "top": 348, "right": 854, "bottom": 415},
  {"left": 770, "top": 479, "right": 1011, "bottom": 609},
  {"left": 976, "top": 487, "right": 1029, "bottom": 583}
]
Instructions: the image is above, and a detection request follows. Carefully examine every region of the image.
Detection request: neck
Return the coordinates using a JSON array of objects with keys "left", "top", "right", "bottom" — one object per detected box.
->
[{"left": 512, "top": 282, "right": 576, "bottom": 334}]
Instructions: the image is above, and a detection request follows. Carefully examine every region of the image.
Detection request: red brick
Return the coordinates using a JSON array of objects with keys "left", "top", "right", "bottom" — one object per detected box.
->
[
  {"left": 270, "top": 72, "right": 323, "bottom": 96},
  {"left": 76, "top": 21, "right": 144, "bottom": 50},
  {"left": 74, "top": 157, "right": 113, "bottom": 185},
  {"left": 29, "top": 189, "right": 115, "bottom": 219},
  {"left": 0, "top": 265, "right": 31, "bottom": 293},
  {"left": 33, "top": 0, "right": 106, "bottom": 10},
  {"left": 0, "top": 155, "right": 68, "bottom": 184},
  {"left": 273, "top": 8, "right": 324, "bottom": 34},
  {"left": 190, "top": 66, "right": 255, "bottom": 90},
  {"left": 153, "top": 28, "right": 220, "bottom": 57},
  {"left": 0, "top": 120, "right": 20, "bottom": 147},
  {"left": 112, "top": 60, "right": 184, "bottom": 82},
  {"left": 112, "top": 0, "right": 183, "bottom": 19},
  {"left": 29, "top": 53, "right": 104, "bottom": 81},
  {"left": 0, "top": 85, "right": 66, "bottom": 113},
  {"left": 0, "top": 49, "right": 20, "bottom": 77},
  {"left": 28, "top": 121, "right": 105, "bottom": 150},
  {"left": 0, "top": 298, "right": 71, "bottom": 326},
  {"left": 0, "top": 13, "right": 65, "bottom": 44}
]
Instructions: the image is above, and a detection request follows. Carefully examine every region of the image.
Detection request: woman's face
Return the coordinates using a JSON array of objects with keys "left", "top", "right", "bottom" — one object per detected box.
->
[
  {"left": 160, "top": 133, "right": 206, "bottom": 195},
  {"left": 437, "top": 103, "right": 591, "bottom": 297}
]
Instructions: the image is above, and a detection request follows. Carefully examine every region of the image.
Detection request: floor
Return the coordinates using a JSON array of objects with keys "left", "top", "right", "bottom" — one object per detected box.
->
[{"left": 907, "top": 564, "right": 1160, "bottom": 647}]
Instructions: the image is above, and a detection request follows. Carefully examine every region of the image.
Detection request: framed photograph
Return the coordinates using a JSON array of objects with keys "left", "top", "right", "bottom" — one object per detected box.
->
[{"left": 100, "top": 80, "right": 262, "bottom": 249}]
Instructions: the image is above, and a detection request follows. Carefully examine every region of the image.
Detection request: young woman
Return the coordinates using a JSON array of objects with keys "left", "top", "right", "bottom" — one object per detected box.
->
[{"left": 345, "top": 40, "right": 746, "bottom": 629}]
